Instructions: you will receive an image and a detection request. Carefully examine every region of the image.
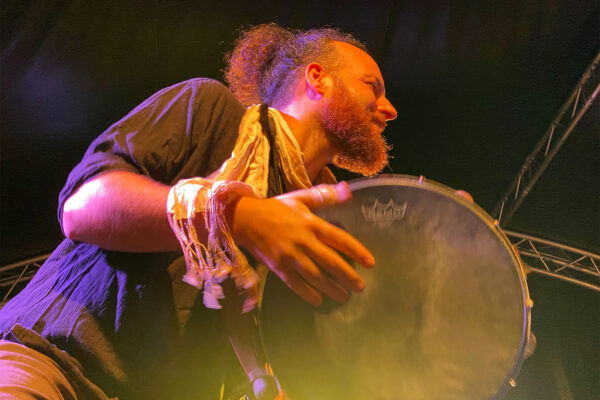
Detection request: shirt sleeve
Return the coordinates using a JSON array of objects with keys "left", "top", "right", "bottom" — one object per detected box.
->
[{"left": 57, "top": 78, "right": 245, "bottom": 233}]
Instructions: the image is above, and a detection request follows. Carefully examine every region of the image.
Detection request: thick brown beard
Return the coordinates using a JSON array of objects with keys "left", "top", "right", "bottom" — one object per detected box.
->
[{"left": 317, "top": 78, "right": 391, "bottom": 176}]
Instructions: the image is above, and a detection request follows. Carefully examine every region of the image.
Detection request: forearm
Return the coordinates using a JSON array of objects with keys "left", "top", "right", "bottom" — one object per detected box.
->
[
  {"left": 62, "top": 171, "right": 183, "bottom": 252},
  {"left": 63, "top": 171, "right": 373, "bottom": 309}
]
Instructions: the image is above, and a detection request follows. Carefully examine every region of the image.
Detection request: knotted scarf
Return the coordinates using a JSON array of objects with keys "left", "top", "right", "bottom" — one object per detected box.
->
[{"left": 167, "top": 105, "right": 335, "bottom": 311}]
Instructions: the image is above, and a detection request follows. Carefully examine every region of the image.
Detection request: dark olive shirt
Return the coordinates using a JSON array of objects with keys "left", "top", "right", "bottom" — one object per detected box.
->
[{"left": 0, "top": 79, "right": 249, "bottom": 399}]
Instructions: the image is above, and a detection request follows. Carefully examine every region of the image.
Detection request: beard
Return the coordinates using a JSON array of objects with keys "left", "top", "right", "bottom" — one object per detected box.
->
[{"left": 317, "top": 77, "right": 391, "bottom": 176}]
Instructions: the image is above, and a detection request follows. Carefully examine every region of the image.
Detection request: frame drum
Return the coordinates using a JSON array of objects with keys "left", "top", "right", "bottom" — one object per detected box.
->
[{"left": 260, "top": 175, "right": 531, "bottom": 400}]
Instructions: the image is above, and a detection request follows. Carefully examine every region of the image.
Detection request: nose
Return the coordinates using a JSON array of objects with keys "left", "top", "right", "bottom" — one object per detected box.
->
[{"left": 377, "top": 97, "right": 397, "bottom": 121}]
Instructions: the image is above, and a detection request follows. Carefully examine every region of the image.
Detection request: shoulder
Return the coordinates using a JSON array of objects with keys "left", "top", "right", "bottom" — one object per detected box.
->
[
  {"left": 157, "top": 78, "right": 239, "bottom": 104},
  {"left": 119, "top": 78, "right": 244, "bottom": 124}
]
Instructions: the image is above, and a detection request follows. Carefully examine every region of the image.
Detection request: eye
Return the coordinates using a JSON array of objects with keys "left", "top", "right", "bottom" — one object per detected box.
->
[
  {"left": 360, "top": 76, "right": 383, "bottom": 96},
  {"left": 364, "top": 80, "right": 381, "bottom": 96}
]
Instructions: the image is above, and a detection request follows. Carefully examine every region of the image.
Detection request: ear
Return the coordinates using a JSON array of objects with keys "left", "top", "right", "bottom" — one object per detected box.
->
[{"left": 304, "top": 62, "right": 330, "bottom": 100}]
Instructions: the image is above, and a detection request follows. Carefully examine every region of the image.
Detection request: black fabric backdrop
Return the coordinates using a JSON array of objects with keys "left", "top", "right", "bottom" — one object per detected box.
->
[{"left": 1, "top": 1, "right": 598, "bottom": 398}]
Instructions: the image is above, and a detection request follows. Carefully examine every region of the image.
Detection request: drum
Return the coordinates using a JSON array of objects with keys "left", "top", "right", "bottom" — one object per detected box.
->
[{"left": 259, "top": 175, "right": 531, "bottom": 400}]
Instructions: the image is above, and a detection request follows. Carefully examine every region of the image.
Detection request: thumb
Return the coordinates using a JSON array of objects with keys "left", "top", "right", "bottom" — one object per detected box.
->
[{"left": 277, "top": 182, "right": 352, "bottom": 209}]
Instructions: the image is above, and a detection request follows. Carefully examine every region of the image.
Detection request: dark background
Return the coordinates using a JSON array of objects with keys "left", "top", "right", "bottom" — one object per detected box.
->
[{"left": 1, "top": 1, "right": 598, "bottom": 398}]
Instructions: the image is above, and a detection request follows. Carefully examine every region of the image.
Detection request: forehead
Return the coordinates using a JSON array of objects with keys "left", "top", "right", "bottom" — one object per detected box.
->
[{"left": 332, "top": 41, "right": 384, "bottom": 81}]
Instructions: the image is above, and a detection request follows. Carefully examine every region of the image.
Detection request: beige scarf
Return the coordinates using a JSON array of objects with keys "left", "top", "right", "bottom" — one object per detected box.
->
[{"left": 167, "top": 105, "right": 335, "bottom": 311}]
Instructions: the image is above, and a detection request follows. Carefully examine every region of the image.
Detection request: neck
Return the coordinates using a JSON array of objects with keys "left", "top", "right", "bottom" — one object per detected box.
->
[{"left": 280, "top": 111, "right": 335, "bottom": 183}]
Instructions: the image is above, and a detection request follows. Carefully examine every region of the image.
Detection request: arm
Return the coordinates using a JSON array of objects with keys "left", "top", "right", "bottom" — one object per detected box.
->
[
  {"left": 59, "top": 78, "right": 245, "bottom": 251},
  {"left": 64, "top": 170, "right": 373, "bottom": 304},
  {"left": 62, "top": 170, "right": 180, "bottom": 252}
]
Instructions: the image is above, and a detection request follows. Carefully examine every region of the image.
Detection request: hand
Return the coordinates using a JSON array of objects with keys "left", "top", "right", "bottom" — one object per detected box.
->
[
  {"left": 230, "top": 182, "right": 375, "bottom": 306},
  {"left": 455, "top": 189, "right": 474, "bottom": 202}
]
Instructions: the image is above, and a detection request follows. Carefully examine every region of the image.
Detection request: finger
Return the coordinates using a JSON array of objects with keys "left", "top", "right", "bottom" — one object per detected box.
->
[
  {"left": 313, "top": 220, "right": 375, "bottom": 268},
  {"left": 277, "top": 182, "right": 351, "bottom": 209},
  {"left": 455, "top": 189, "right": 474, "bottom": 202},
  {"left": 270, "top": 264, "right": 323, "bottom": 306},
  {"left": 303, "top": 240, "right": 365, "bottom": 293},
  {"left": 292, "top": 253, "right": 349, "bottom": 302}
]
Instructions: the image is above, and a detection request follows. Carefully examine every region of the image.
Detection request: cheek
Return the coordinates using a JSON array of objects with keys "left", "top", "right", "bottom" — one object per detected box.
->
[
  {"left": 367, "top": 100, "right": 378, "bottom": 112},
  {"left": 359, "top": 91, "right": 378, "bottom": 112},
  {"left": 360, "top": 97, "right": 377, "bottom": 114},
  {"left": 346, "top": 85, "right": 375, "bottom": 110}
]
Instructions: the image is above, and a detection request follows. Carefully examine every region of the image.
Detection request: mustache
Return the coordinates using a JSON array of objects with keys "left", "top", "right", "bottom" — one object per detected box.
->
[{"left": 372, "top": 116, "right": 387, "bottom": 132}]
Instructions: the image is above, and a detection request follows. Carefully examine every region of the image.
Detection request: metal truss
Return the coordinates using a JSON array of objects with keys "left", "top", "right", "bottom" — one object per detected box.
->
[
  {"left": 506, "top": 230, "right": 600, "bottom": 292},
  {"left": 493, "top": 50, "right": 600, "bottom": 225},
  {"left": 0, "top": 253, "right": 50, "bottom": 304}
]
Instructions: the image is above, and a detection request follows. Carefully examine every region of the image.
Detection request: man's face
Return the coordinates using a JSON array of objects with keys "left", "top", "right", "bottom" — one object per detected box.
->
[
  {"left": 317, "top": 42, "right": 397, "bottom": 176},
  {"left": 318, "top": 77, "right": 390, "bottom": 176}
]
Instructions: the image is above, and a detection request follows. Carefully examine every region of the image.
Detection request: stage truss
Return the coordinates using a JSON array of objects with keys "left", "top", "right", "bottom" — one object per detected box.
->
[
  {"left": 493, "top": 50, "right": 600, "bottom": 226},
  {"left": 506, "top": 231, "right": 600, "bottom": 292},
  {"left": 490, "top": 50, "right": 599, "bottom": 293},
  {"left": 0, "top": 254, "right": 49, "bottom": 305}
]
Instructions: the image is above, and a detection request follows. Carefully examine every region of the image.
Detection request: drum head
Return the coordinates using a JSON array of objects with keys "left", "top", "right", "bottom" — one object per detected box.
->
[{"left": 260, "top": 175, "right": 530, "bottom": 400}]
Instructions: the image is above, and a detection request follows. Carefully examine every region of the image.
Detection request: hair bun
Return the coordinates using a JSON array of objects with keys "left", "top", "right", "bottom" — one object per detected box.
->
[{"left": 225, "top": 24, "right": 293, "bottom": 106}]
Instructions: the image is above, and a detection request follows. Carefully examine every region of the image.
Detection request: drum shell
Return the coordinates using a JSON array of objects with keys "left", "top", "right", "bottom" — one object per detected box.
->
[{"left": 261, "top": 175, "right": 531, "bottom": 400}]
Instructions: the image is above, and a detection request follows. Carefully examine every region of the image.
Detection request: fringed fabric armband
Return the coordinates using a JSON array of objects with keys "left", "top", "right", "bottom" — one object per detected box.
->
[{"left": 167, "top": 178, "right": 261, "bottom": 312}]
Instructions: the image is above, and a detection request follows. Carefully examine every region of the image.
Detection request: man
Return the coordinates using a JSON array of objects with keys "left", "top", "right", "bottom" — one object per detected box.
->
[{"left": 0, "top": 23, "right": 396, "bottom": 399}]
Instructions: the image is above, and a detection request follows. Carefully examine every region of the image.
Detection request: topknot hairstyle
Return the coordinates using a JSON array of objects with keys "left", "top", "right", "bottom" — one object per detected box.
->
[{"left": 224, "top": 23, "right": 367, "bottom": 107}]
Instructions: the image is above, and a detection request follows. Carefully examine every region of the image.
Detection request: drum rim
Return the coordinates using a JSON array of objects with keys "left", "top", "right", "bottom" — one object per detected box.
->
[{"left": 345, "top": 174, "right": 532, "bottom": 397}]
